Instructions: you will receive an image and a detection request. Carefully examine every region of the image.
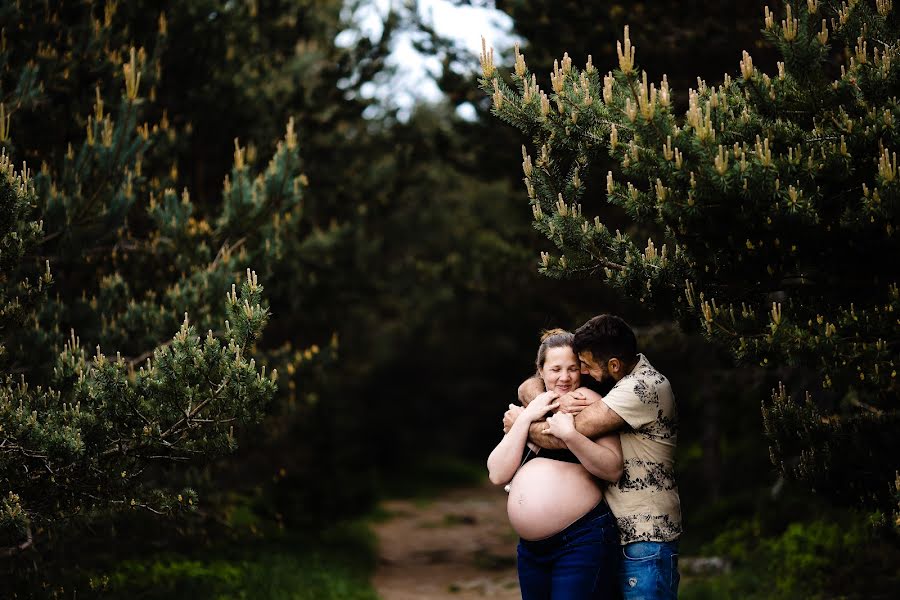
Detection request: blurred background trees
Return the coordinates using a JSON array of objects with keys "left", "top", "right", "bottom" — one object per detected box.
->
[{"left": 1, "top": 0, "right": 897, "bottom": 597}]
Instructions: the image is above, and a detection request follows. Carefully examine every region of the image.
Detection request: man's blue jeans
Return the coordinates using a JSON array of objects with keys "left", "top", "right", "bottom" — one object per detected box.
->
[
  {"left": 517, "top": 501, "right": 620, "bottom": 599},
  {"left": 619, "top": 540, "right": 680, "bottom": 599}
]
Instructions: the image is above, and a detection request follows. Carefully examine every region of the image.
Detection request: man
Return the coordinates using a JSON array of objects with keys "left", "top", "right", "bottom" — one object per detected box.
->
[{"left": 506, "top": 314, "right": 681, "bottom": 599}]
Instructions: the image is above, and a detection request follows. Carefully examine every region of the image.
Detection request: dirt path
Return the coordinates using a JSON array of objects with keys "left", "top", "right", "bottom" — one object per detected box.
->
[{"left": 372, "top": 480, "right": 522, "bottom": 600}]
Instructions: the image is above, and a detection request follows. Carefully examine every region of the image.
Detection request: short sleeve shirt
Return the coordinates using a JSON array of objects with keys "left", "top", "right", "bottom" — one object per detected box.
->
[{"left": 601, "top": 354, "right": 682, "bottom": 544}]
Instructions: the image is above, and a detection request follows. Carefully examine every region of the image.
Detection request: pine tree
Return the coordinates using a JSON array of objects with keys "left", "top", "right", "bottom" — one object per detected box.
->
[
  {"left": 481, "top": 0, "right": 899, "bottom": 515},
  {"left": 0, "top": 0, "right": 347, "bottom": 557},
  {"left": 490, "top": 0, "right": 773, "bottom": 92}
]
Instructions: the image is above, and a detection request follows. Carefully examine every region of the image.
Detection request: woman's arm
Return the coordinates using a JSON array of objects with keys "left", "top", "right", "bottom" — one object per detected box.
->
[
  {"left": 544, "top": 412, "right": 624, "bottom": 483},
  {"left": 487, "top": 391, "right": 559, "bottom": 485}
]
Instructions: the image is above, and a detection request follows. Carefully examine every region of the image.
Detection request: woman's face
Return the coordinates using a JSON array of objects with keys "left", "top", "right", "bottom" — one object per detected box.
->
[{"left": 539, "top": 346, "right": 581, "bottom": 394}]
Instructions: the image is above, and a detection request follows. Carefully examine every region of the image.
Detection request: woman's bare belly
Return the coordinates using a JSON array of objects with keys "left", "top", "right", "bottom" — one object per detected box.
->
[{"left": 507, "top": 457, "right": 603, "bottom": 541}]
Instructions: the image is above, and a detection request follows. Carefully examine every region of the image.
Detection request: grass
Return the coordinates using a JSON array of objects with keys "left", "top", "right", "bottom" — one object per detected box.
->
[
  {"left": 66, "top": 456, "right": 490, "bottom": 599},
  {"left": 90, "top": 520, "right": 379, "bottom": 600},
  {"left": 677, "top": 510, "right": 900, "bottom": 600}
]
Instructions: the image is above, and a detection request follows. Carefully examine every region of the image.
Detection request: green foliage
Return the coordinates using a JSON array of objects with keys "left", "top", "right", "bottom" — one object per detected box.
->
[
  {"left": 682, "top": 511, "right": 900, "bottom": 600},
  {"left": 482, "top": 0, "right": 900, "bottom": 511},
  {"left": 87, "top": 519, "right": 378, "bottom": 600},
  {"left": 488, "top": 1, "right": 774, "bottom": 89},
  {"left": 0, "top": 154, "right": 48, "bottom": 365},
  {"left": 97, "top": 552, "right": 378, "bottom": 600},
  {"left": 0, "top": 0, "right": 365, "bottom": 560}
]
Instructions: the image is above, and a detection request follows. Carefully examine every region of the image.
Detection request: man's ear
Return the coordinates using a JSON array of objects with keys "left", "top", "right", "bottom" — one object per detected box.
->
[{"left": 608, "top": 357, "right": 621, "bottom": 375}]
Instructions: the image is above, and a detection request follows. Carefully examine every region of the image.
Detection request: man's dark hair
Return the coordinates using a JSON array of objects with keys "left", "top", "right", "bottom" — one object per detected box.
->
[{"left": 573, "top": 315, "right": 638, "bottom": 363}]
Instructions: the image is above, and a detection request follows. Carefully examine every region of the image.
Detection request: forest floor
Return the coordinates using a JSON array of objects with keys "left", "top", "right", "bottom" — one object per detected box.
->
[
  {"left": 369, "top": 477, "right": 732, "bottom": 600},
  {"left": 372, "top": 479, "right": 521, "bottom": 599}
]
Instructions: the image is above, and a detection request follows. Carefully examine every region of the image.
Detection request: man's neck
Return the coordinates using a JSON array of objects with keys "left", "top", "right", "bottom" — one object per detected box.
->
[{"left": 612, "top": 356, "right": 641, "bottom": 382}]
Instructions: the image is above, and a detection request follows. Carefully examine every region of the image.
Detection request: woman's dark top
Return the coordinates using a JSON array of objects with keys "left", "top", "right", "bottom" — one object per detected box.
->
[
  {"left": 521, "top": 445, "right": 580, "bottom": 464},
  {"left": 538, "top": 447, "right": 580, "bottom": 463}
]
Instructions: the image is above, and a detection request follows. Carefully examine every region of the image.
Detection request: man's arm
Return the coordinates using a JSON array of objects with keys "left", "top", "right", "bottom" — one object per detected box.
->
[
  {"left": 527, "top": 419, "right": 568, "bottom": 449},
  {"left": 517, "top": 375, "right": 543, "bottom": 406},
  {"left": 527, "top": 401, "right": 625, "bottom": 449},
  {"left": 516, "top": 378, "right": 625, "bottom": 448},
  {"left": 570, "top": 395, "right": 627, "bottom": 438},
  {"left": 545, "top": 413, "right": 624, "bottom": 482},
  {"left": 527, "top": 387, "right": 627, "bottom": 448}
]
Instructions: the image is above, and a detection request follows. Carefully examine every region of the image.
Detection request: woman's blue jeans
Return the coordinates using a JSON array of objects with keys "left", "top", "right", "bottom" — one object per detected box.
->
[
  {"left": 517, "top": 501, "right": 620, "bottom": 599},
  {"left": 619, "top": 540, "right": 680, "bottom": 600}
]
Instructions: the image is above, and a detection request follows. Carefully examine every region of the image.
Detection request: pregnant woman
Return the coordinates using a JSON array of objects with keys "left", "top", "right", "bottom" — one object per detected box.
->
[{"left": 487, "top": 329, "right": 623, "bottom": 599}]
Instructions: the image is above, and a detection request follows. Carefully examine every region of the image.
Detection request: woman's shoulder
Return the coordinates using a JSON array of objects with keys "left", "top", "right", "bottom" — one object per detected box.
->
[
  {"left": 579, "top": 376, "right": 615, "bottom": 396},
  {"left": 575, "top": 386, "right": 604, "bottom": 401}
]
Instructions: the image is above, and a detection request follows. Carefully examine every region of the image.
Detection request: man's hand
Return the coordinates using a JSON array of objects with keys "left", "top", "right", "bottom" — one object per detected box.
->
[
  {"left": 502, "top": 404, "right": 524, "bottom": 433},
  {"left": 557, "top": 389, "right": 598, "bottom": 415}
]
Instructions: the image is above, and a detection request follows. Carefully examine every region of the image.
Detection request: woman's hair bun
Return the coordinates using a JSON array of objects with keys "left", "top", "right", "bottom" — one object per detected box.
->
[{"left": 540, "top": 328, "right": 568, "bottom": 342}]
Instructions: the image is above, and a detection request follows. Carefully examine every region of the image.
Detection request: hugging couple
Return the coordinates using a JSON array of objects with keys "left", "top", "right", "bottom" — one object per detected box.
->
[{"left": 488, "top": 314, "right": 681, "bottom": 599}]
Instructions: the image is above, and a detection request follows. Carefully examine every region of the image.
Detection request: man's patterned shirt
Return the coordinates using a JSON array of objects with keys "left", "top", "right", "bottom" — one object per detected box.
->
[{"left": 601, "top": 354, "right": 682, "bottom": 544}]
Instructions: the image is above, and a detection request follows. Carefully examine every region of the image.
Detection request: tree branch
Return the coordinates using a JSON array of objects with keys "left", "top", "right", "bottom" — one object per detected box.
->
[{"left": 0, "top": 524, "right": 33, "bottom": 557}]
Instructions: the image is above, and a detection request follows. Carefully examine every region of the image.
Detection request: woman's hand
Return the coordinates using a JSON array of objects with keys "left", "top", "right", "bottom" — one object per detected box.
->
[
  {"left": 544, "top": 411, "right": 576, "bottom": 441},
  {"left": 522, "top": 390, "right": 559, "bottom": 422}
]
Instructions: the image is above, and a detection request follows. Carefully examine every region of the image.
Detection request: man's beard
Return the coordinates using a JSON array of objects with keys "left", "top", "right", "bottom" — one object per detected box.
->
[{"left": 582, "top": 373, "right": 615, "bottom": 396}]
